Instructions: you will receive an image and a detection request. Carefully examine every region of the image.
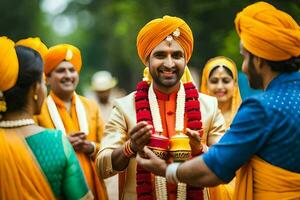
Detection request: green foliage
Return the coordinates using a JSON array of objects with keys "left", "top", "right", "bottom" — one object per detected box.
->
[{"left": 1, "top": 0, "right": 299, "bottom": 93}]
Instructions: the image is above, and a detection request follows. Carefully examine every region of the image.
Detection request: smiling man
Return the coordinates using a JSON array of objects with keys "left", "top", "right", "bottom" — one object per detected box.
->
[
  {"left": 96, "top": 16, "right": 225, "bottom": 200},
  {"left": 136, "top": 2, "right": 300, "bottom": 200},
  {"left": 35, "top": 44, "right": 107, "bottom": 200}
]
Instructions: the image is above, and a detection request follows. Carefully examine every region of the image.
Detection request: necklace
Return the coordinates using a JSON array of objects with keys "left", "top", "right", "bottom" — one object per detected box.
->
[
  {"left": 0, "top": 119, "right": 35, "bottom": 128},
  {"left": 135, "top": 81, "right": 204, "bottom": 200}
]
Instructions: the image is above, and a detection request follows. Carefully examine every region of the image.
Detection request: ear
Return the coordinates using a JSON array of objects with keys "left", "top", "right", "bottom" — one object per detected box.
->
[
  {"left": 32, "top": 81, "right": 41, "bottom": 94},
  {"left": 45, "top": 75, "right": 51, "bottom": 86},
  {"left": 253, "top": 56, "right": 265, "bottom": 72}
]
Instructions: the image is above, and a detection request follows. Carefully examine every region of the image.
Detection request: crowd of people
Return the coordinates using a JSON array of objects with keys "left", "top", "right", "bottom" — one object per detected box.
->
[{"left": 1, "top": 1, "right": 300, "bottom": 200}]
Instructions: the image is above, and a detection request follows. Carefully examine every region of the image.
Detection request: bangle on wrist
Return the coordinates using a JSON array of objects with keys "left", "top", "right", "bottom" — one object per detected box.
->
[
  {"left": 166, "top": 162, "right": 180, "bottom": 184},
  {"left": 123, "top": 140, "right": 136, "bottom": 158}
]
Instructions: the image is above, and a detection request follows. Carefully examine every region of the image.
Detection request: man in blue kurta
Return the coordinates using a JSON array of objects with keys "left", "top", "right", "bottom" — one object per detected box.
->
[{"left": 136, "top": 2, "right": 300, "bottom": 199}]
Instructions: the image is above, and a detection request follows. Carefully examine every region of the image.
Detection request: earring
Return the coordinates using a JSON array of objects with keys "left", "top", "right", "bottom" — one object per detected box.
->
[{"left": 34, "top": 94, "right": 38, "bottom": 101}]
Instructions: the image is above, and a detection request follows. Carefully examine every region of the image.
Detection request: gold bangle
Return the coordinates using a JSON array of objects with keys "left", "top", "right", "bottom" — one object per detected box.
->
[{"left": 123, "top": 140, "right": 136, "bottom": 158}]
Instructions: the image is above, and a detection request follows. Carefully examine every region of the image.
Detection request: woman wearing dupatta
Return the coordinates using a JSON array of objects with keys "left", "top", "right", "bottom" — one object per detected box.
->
[
  {"left": 200, "top": 56, "right": 242, "bottom": 200},
  {"left": 201, "top": 56, "right": 242, "bottom": 129},
  {"left": 0, "top": 36, "right": 93, "bottom": 200}
]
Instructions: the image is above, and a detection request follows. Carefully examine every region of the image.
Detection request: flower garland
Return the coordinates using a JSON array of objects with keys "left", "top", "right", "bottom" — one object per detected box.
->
[{"left": 135, "top": 81, "right": 204, "bottom": 200}]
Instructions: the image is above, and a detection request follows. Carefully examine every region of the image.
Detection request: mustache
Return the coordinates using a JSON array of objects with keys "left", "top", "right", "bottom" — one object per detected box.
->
[
  {"left": 158, "top": 66, "right": 177, "bottom": 72},
  {"left": 61, "top": 77, "right": 73, "bottom": 82}
]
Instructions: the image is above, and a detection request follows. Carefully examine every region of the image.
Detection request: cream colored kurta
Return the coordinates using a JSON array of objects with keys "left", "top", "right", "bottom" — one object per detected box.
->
[{"left": 96, "top": 92, "right": 225, "bottom": 200}]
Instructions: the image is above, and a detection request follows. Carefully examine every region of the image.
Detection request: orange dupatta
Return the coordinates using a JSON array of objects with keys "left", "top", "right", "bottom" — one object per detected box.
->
[
  {"left": 0, "top": 129, "right": 55, "bottom": 200},
  {"left": 50, "top": 92, "right": 107, "bottom": 200}
]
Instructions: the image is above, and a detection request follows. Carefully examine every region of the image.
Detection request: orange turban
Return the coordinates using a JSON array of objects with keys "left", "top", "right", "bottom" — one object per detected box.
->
[
  {"left": 44, "top": 44, "right": 82, "bottom": 75},
  {"left": 137, "top": 15, "right": 194, "bottom": 65},
  {"left": 0, "top": 37, "right": 19, "bottom": 92},
  {"left": 16, "top": 37, "right": 48, "bottom": 60},
  {"left": 235, "top": 2, "right": 300, "bottom": 61}
]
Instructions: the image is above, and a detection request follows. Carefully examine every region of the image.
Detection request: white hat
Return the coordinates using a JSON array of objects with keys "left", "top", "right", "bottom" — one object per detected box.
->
[{"left": 91, "top": 71, "right": 117, "bottom": 91}]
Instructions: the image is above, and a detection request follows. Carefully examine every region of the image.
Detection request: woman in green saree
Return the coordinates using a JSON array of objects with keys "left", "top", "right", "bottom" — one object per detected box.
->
[{"left": 0, "top": 36, "right": 93, "bottom": 200}]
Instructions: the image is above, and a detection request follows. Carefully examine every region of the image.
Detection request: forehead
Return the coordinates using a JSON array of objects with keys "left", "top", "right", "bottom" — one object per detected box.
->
[
  {"left": 55, "top": 61, "right": 75, "bottom": 70},
  {"left": 210, "top": 66, "right": 232, "bottom": 78},
  {"left": 151, "top": 39, "right": 184, "bottom": 53}
]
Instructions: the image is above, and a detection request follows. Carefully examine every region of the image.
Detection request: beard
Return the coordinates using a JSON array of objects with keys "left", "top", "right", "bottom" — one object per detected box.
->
[
  {"left": 248, "top": 55, "right": 264, "bottom": 89},
  {"left": 149, "top": 65, "right": 183, "bottom": 89}
]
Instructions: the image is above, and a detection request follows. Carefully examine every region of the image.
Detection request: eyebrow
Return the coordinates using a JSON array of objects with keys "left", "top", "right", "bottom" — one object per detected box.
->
[{"left": 153, "top": 50, "right": 184, "bottom": 55}]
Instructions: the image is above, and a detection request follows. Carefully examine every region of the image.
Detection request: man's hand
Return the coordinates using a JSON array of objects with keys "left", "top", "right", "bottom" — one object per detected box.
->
[
  {"left": 130, "top": 121, "right": 152, "bottom": 153},
  {"left": 186, "top": 128, "right": 204, "bottom": 156},
  {"left": 136, "top": 146, "right": 167, "bottom": 177},
  {"left": 68, "top": 132, "right": 86, "bottom": 150},
  {"left": 68, "top": 131, "right": 94, "bottom": 154}
]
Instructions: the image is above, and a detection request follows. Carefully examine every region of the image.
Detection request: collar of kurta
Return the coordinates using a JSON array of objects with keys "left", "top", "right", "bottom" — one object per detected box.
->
[
  {"left": 153, "top": 87, "right": 179, "bottom": 101},
  {"left": 49, "top": 91, "right": 76, "bottom": 108}
]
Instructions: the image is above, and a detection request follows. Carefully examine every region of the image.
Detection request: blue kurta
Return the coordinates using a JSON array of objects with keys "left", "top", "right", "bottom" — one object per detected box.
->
[{"left": 203, "top": 72, "right": 300, "bottom": 182}]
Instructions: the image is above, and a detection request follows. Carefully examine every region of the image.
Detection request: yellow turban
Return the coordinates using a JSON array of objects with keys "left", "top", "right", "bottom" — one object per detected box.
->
[
  {"left": 235, "top": 2, "right": 300, "bottom": 61},
  {"left": 0, "top": 37, "right": 19, "bottom": 92},
  {"left": 16, "top": 37, "right": 48, "bottom": 60},
  {"left": 137, "top": 15, "right": 194, "bottom": 65},
  {"left": 44, "top": 44, "right": 82, "bottom": 75}
]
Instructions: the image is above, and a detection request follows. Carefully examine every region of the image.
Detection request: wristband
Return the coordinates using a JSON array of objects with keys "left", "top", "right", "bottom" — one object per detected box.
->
[{"left": 166, "top": 162, "right": 180, "bottom": 184}]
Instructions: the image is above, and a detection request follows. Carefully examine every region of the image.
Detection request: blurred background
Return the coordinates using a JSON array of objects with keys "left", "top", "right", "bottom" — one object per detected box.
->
[{"left": 1, "top": 0, "right": 299, "bottom": 98}]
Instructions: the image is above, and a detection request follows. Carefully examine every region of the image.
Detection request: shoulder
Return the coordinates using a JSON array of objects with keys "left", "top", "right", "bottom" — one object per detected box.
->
[
  {"left": 198, "top": 92, "right": 218, "bottom": 107},
  {"left": 41, "top": 128, "right": 64, "bottom": 137},
  {"left": 114, "top": 92, "right": 135, "bottom": 108},
  {"left": 78, "top": 95, "right": 100, "bottom": 110}
]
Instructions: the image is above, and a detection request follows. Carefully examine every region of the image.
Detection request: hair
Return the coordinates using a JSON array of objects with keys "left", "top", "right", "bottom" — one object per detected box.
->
[
  {"left": 266, "top": 57, "right": 300, "bottom": 73},
  {"left": 3, "top": 46, "right": 43, "bottom": 113},
  {"left": 208, "top": 65, "right": 233, "bottom": 79}
]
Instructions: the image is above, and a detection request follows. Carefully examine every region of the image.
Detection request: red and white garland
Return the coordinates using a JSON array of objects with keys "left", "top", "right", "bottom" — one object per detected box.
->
[{"left": 135, "top": 80, "right": 204, "bottom": 200}]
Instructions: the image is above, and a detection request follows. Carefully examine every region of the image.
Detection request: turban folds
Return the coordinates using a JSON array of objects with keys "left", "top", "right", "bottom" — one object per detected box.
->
[
  {"left": 0, "top": 37, "right": 19, "bottom": 91},
  {"left": 16, "top": 37, "right": 48, "bottom": 60},
  {"left": 137, "top": 15, "right": 194, "bottom": 66},
  {"left": 44, "top": 44, "right": 82, "bottom": 75},
  {"left": 235, "top": 2, "right": 300, "bottom": 61}
]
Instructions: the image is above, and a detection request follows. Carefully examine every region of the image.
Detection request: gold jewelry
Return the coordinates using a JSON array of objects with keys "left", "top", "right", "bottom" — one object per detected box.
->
[
  {"left": 123, "top": 140, "right": 136, "bottom": 158},
  {"left": 33, "top": 94, "right": 38, "bottom": 101}
]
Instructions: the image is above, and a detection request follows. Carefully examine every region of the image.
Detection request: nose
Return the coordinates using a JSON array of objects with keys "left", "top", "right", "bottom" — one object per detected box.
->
[
  {"left": 164, "top": 55, "right": 175, "bottom": 68},
  {"left": 64, "top": 69, "right": 73, "bottom": 78},
  {"left": 216, "top": 81, "right": 223, "bottom": 89}
]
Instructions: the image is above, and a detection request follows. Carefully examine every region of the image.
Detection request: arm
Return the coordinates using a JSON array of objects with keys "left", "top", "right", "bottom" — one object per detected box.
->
[
  {"left": 137, "top": 147, "right": 224, "bottom": 187},
  {"left": 96, "top": 101, "right": 151, "bottom": 178},
  {"left": 137, "top": 99, "right": 269, "bottom": 186},
  {"left": 207, "top": 98, "right": 226, "bottom": 146},
  {"left": 111, "top": 121, "right": 152, "bottom": 171},
  {"left": 61, "top": 135, "right": 93, "bottom": 200}
]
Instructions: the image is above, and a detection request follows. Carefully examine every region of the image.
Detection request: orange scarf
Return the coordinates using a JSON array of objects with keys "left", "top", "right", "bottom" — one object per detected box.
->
[
  {"left": 234, "top": 156, "right": 300, "bottom": 200},
  {"left": 0, "top": 129, "right": 55, "bottom": 200},
  {"left": 49, "top": 92, "right": 107, "bottom": 200}
]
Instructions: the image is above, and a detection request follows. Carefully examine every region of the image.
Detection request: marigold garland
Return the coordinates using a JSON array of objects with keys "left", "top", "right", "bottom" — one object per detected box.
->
[{"left": 135, "top": 81, "right": 204, "bottom": 200}]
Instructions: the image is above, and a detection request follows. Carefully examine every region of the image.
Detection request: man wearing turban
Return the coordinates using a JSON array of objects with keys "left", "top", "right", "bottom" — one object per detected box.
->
[
  {"left": 35, "top": 44, "right": 108, "bottom": 200},
  {"left": 136, "top": 2, "right": 300, "bottom": 200},
  {"left": 96, "top": 15, "right": 225, "bottom": 200}
]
